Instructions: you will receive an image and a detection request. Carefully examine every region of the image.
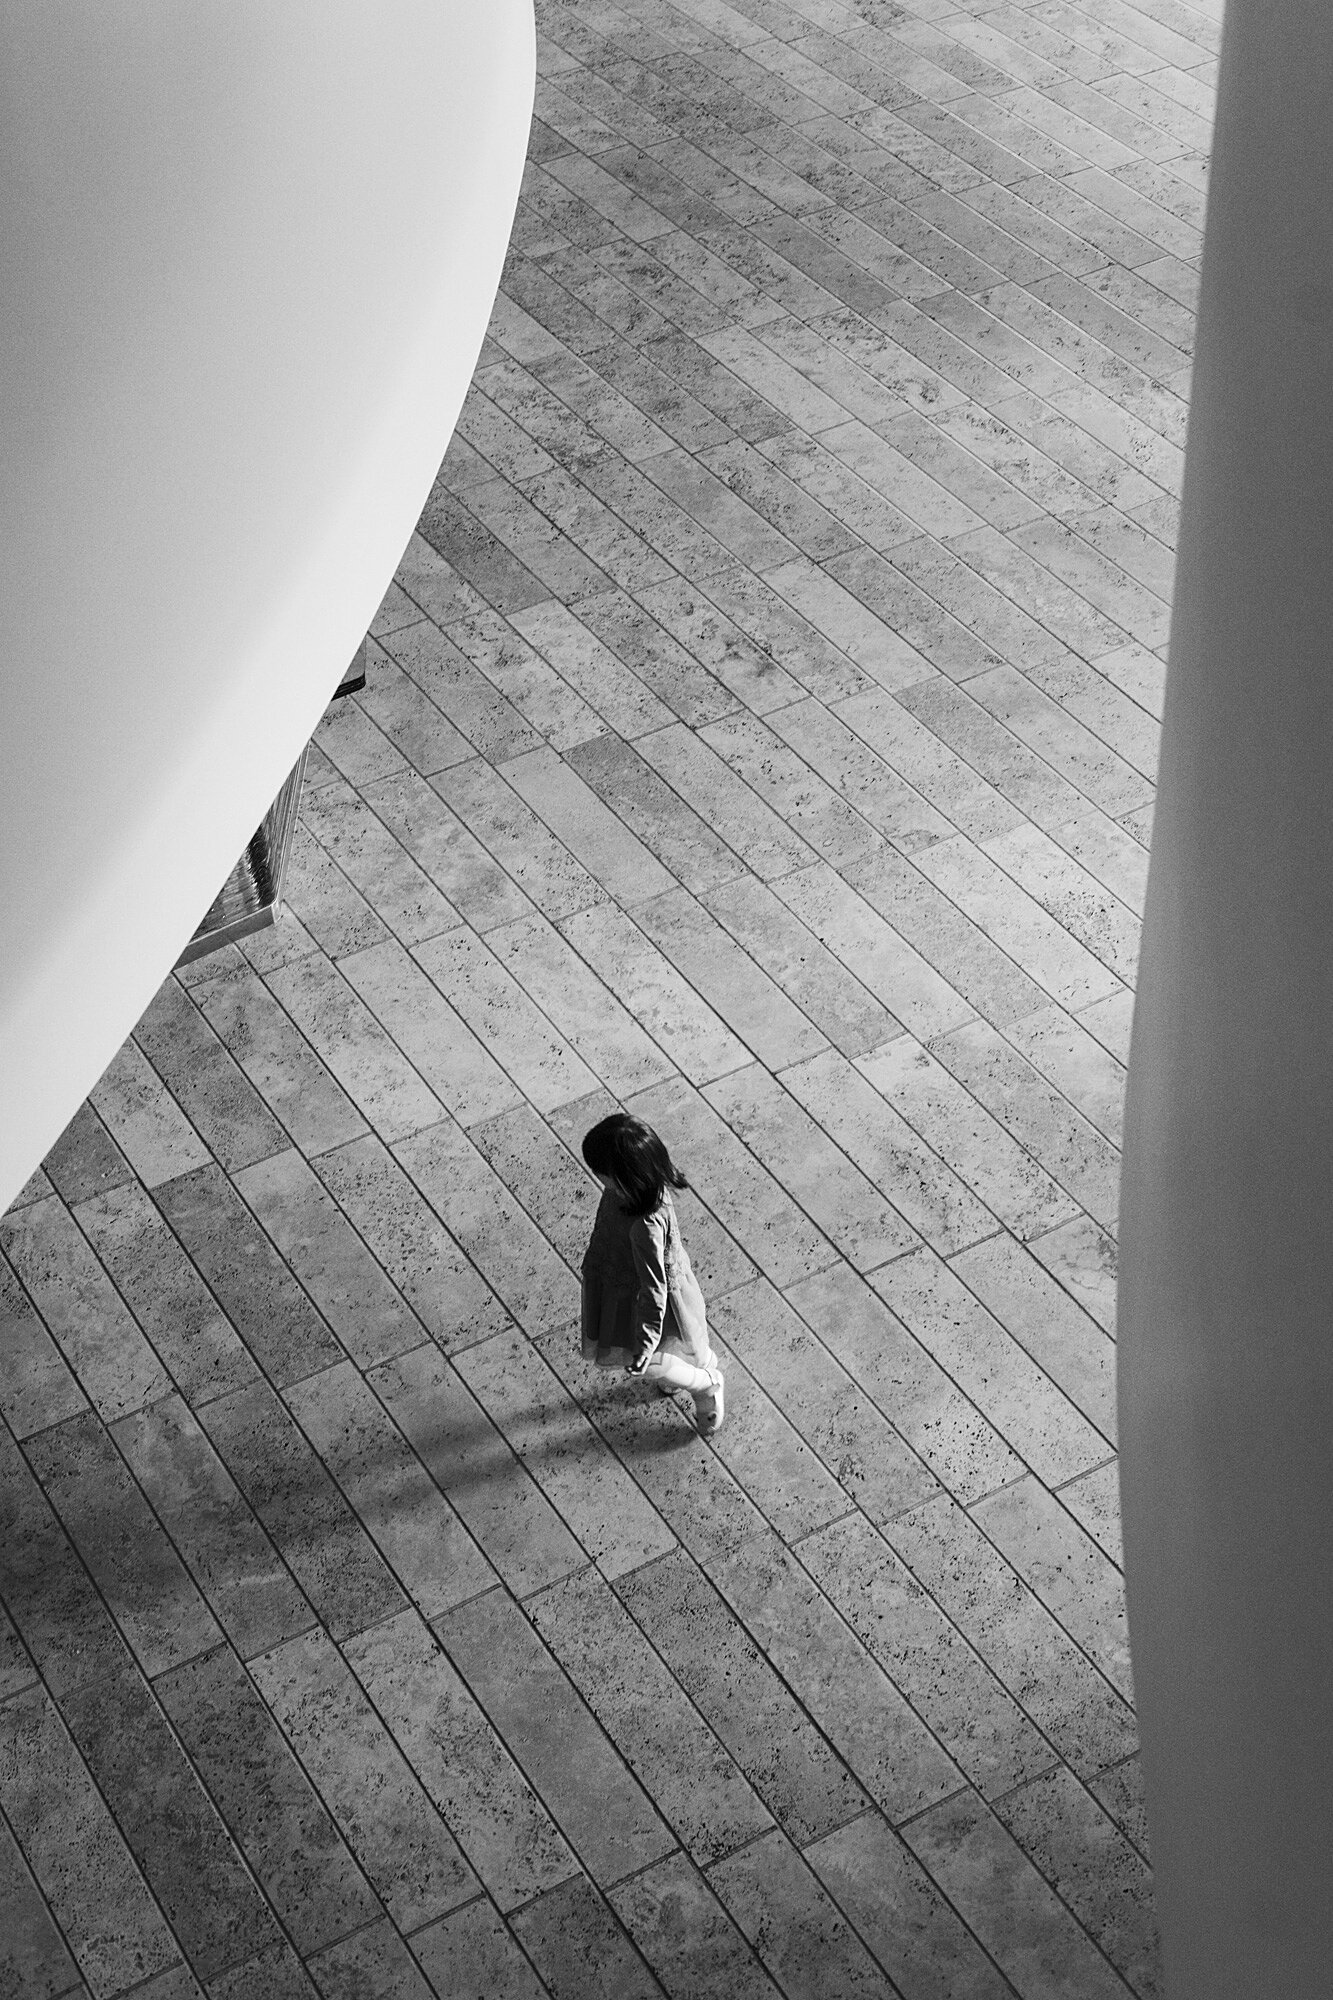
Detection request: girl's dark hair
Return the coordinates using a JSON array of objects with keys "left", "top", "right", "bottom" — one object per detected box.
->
[{"left": 582, "top": 1114, "right": 687, "bottom": 1218}]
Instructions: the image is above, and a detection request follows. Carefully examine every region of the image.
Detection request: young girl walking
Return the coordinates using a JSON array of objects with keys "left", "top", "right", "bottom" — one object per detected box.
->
[{"left": 580, "top": 1113, "right": 725, "bottom": 1435}]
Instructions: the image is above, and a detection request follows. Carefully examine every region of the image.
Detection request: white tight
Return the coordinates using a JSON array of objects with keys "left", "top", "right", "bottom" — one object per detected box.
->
[{"left": 643, "top": 1347, "right": 717, "bottom": 1394}]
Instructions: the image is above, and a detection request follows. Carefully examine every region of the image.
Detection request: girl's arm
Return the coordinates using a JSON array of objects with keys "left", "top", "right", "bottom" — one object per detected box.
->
[{"left": 627, "top": 1213, "right": 669, "bottom": 1373}]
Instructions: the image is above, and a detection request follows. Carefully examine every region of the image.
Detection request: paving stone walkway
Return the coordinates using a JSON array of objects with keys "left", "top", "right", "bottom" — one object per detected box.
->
[{"left": 0, "top": 0, "right": 1218, "bottom": 1991}]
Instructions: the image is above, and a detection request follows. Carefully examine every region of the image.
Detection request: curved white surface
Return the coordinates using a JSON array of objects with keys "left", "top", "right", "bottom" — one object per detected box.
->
[{"left": 0, "top": 2, "right": 534, "bottom": 1211}]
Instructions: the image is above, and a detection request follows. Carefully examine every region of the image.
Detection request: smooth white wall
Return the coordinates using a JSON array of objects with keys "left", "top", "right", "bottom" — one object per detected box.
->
[
  {"left": 1119, "top": 1, "right": 1333, "bottom": 1989},
  {"left": 0, "top": 1, "right": 535, "bottom": 1210}
]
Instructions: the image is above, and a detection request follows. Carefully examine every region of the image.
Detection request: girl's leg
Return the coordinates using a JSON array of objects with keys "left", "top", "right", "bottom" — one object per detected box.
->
[
  {"left": 644, "top": 1350, "right": 711, "bottom": 1393},
  {"left": 644, "top": 1349, "right": 725, "bottom": 1433}
]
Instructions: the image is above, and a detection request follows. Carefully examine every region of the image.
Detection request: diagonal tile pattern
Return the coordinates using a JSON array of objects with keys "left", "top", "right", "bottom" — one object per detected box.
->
[{"left": 0, "top": 0, "right": 1218, "bottom": 1990}]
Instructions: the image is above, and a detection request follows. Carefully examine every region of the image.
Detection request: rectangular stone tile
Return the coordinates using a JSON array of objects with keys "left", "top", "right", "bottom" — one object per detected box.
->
[
  {"left": 500, "top": 742, "right": 678, "bottom": 904},
  {"left": 312, "top": 1135, "right": 510, "bottom": 1352},
  {"left": 0, "top": 1247, "right": 87, "bottom": 1439},
  {"left": 0, "top": 1683, "right": 179, "bottom": 1997},
  {"left": 25, "top": 1410, "right": 222, "bottom": 1678},
  {"left": 704, "top": 1066, "right": 918, "bottom": 1273},
  {"left": 889, "top": 674, "right": 1088, "bottom": 835},
  {"left": 203, "top": 1936, "right": 320, "bottom": 1997},
  {"left": 951, "top": 1229, "right": 1118, "bottom": 1442},
  {"left": 250, "top": 1628, "right": 478, "bottom": 1931},
  {"left": 702, "top": 874, "right": 899, "bottom": 1057},
  {"left": 0, "top": 1813, "right": 83, "bottom": 2000},
  {"left": 785, "top": 1261, "right": 1026, "bottom": 1503},
  {"left": 716, "top": 1278, "right": 941, "bottom": 1529},
  {"left": 364, "top": 769, "right": 538, "bottom": 933},
  {"left": 0, "top": 1599, "right": 36, "bottom": 1701},
  {"left": 61, "top": 1655, "right": 282, "bottom": 1984},
  {"left": 770, "top": 864, "right": 973, "bottom": 1043},
  {"left": 467, "top": 1102, "right": 599, "bottom": 1268},
  {"left": 370, "top": 1343, "right": 586, "bottom": 1597},
  {"left": 154, "top": 1165, "right": 343, "bottom": 1387},
  {"left": 486, "top": 910, "right": 678, "bottom": 1097},
  {"left": 856, "top": 1035, "right": 1078, "bottom": 1242},
  {"left": 156, "top": 1644, "right": 381, "bottom": 1958},
  {"left": 264, "top": 953, "right": 446, "bottom": 1145},
  {"left": 346, "top": 1609, "right": 578, "bottom": 1913},
  {"left": 994, "top": 1764, "right": 1160, "bottom": 1993},
  {"left": 411, "top": 1900, "right": 546, "bottom": 2000},
  {"left": 710, "top": 1829, "right": 897, "bottom": 2000},
  {"left": 875, "top": 1245, "right": 1109, "bottom": 1485},
  {"left": 902, "top": 1791, "right": 1133, "bottom": 2000},
  {"left": 456, "top": 1328, "right": 677, "bottom": 1578},
  {"left": 799, "top": 1512, "right": 1057, "bottom": 1799},
  {"left": 806, "top": 1811, "right": 1013, "bottom": 2000},
  {"left": 527, "top": 1565, "right": 774, "bottom": 1864},
  {"left": 75, "top": 1180, "right": 258, "bottom": 1406},
  {"left": 832, "top": 684, "right": 1024, "bottom": 845},
  {"left": 1077, "top": 983, "right": 1136, "bottom": 1065},
  {"left": 931, "top": 1015, "right": 1122, "bottom": 1227},
  {"left": 354, "top": 645, "right": 477, "bottom": 781},
  {"left": 695, "top": 707, "right": 887, "bottom": 874},
  {"left": 431, "top": 758, "right": 607, "bottom": 920},
  {"left": 1089, "top": 1751, "right": 1150, "bottom": 1862},
  {"left": 338, "top": 937, "right": 523, "bottom": 1129},
  {"left": 764, "top": 697, "right": 956, "bottom": 855},
  {"left": 112, "top": 1395, "right": 312, "bottom": 1661},
  {"left": 559, "top": 902, "right": 750, "bottom": 1084},
  {"left": 1030, "top": 1211, "right": 1119, "bottom": 1331},
  {"left": 634, "top": 722, "right": 819, "bottom": 879},
  {"left": 780, "top": 1049, "right": 996, "bottom": 1256},
  {"left": 134, "top": 979, "right": 287, "bottom": 1172},
  {"left": 619, "top": 1548, "right": 869, "bottom": 1843},
  {"left": 380, "top": 610, "right": 543, "bottom": 762},
  {"left": 1002, "top": 1002, "right": 1127, "bottom": 1146},
  {"left": 1059, "top": 1458, "right": 1122, "bottom": 1568},
  {"left": 635, "top": 888, "right": 830, "bottom": 1070},
  {"left": 5, "top": 1162, "right": 53, "bottom": 1210},
  {"left": 514, "top": 602, "right": 679, "bottom": 738},
  {"left": 438, "top": 1588, "right": 674, "bottom": 1885},
  {"left": 413, "top": 926, "right": 602, "bottom": 1112},
  {"left": 762, "top": 554, "right": 939, "bottom": 694},
  {"left": 395, "top": 1120, "right": 579, "bottom": 1336},
  {"left": 611, "top": 1850, "right": 780, "bottom": 2000},
  {"left": 510, "top": 1876, "right": 659, "bottom": 2000},
  {"left": 569, "top": 585, "right": 741, "bottom": 727},
  {"left": 556, "top": 732, "right": 740, "bottom": 888},
  {"left": 886, "top": 1492, "right": 1137, "bottom": 1777},
  {"left": 535, "top": 1322, "right": 768, "bottom": 1564},
  {"left": 312, "top": 691, "right": 408, "bottom": 789},
  {"left": 911, "top": 833, "right": 1123, "bottom": 1012},
  {"left": 0, "top": 1195, "right": 170, "bottom": 1421},
  {"left": 307, "top": 1918, "right": 434, "bottom": 2000},
  {"left": 630, "top": 1074, "right": 837, "bottom": 1287},
  {"left": 40, "top": 1101, "right": 134, "bottom": 1208},
  {"left": 285, "top": 1361, "right": 494, "bottom": 1617},
  {"left": 193, "top": 964, "right": 369, "bottom": 1156},
  {"left": 285, "top": 823, "right": 394, "bottom": 963},
  {"left": 714, "top": 1530, "right": 962, "bottom": 1826},
  {"left": 448, "top": 600, "right": 608, "bottom": 752},
  {"left": 692, "top": 564, "right": 877, "bottom": 707},
  {"left": 234, "top": 1149, "right": 424, "bottom": 1370},
  {"left": 0, "top": 1422, "right": 134, "bottom": 1699},
  {"left": 972, "top": 1475, "right": 1133, "bottom": 1698},
  {"left": 199, "top": 1379, "right": 407, "bottom": 1640}
]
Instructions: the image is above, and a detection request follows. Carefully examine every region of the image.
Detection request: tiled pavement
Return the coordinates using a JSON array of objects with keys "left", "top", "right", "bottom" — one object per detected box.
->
[{"left": 0, "top": 0, "right": 1217, "bottom": 1991}]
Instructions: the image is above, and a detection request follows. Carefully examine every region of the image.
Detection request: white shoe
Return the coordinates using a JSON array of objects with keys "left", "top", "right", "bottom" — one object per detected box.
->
[{"left": 694, "top": 1366, "right": 724, "bottom": 1436}]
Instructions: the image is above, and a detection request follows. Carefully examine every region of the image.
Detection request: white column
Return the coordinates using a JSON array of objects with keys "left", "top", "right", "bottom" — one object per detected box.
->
[{"left": 1119, "top": 2, "right": 1333, "bottom": 1991}]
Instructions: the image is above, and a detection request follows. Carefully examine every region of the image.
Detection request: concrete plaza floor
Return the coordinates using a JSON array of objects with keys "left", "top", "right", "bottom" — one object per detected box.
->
[{"left": 1, "top": 0, "right": 1216, "bottom": 1990}]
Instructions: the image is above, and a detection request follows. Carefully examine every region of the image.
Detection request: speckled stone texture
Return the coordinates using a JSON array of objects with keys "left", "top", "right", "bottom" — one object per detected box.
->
[{"left": 0, "top": 0, "right": 1211, "bottom": 1988}]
